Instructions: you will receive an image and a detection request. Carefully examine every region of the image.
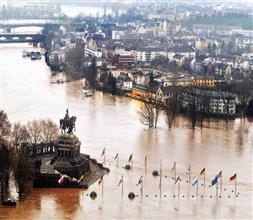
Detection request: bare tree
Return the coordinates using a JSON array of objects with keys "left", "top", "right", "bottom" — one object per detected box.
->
[
  {"left": 40, "top": 119, "right": 59, "bottom": 143},
  {"left": 139, "top": 102, "right": 155, "bottom": 128},
  {"left": 13, "top": 151, "right": 33, "bottom": 197},
  {"left": 165, "top": 94, "right": 179, "bottom": 129},
  {"left": 187, "top": 96, "right": 197, "bottom": 129},
  {"left": 0, "top": 110, "right": 11, "bottom": 137},
  {"left": 154, "top": 105, "right": 160, "bottom": 128},
  {"left": 0, "top": 138, "right": 15, "bottom": 200},
  {"left": 26, "top": 120, "right": 42, "bottom": 144},
  {"left": 11, "top": 123, "right": 29, "bottom": 146}
]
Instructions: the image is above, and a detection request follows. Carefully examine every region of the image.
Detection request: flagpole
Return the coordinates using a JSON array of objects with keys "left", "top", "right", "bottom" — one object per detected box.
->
[
  {"left": 174, "top": 162, "right": 177, "bottom": 183},
  {"left": 235, "top": 179, "right": 237, "bottom": 197},
  {"left": 144, "top": 156, "right": 147, "bottom": 175},
  {"left": 121, "top": 176, "right": 124, "bottom": 198},
  {"left": 203, "top": 172, "right": 206, "bottom": 189},
  {"left": 188, "top": 164, "right": 191, "bottom": 184},
  {"left": 196, "top": 182, "right": 198, "bottom": 198},
  {"left": 220, "top": 174, "right": 222, "bottom": 197},
  {"left": 178, "top": 181, "right": 180, "bottom": 198},
  {"left": 216, "top": 182, "right": 218, "bottom": 198},
  {"left": 159, "top": 160, "right": 162, "bottom": 199},
  {"left": 141, "top": 179, "right": 143, "bottom": 199},
  {"left": 102, "top": 177, "right": 104, "bottom": 200},
  {"left": 131, "top": 158, "right": 133, "bottom": 171}
]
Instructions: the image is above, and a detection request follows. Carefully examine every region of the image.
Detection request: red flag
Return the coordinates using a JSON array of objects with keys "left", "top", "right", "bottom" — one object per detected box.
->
[
  {"left": 58, "top": 175, "right": 65, "bottom": 184},
  {"left": 98, "top": 176, "right": 103, "bottom": 185},
  {"left": 230, "top": 173, "right": 237, "bottom": 181},
  {"left": 118, "top": 176, "right": 123, "bottom": 187},
  {"left": 128, "top": 153, "right": 133, "bottom": 163},
  {"left": 136, "top": 176, "right": 143, "bottom": 186},
  {"left": 175, "top": 176, "right": 181, "bottom": 184}
]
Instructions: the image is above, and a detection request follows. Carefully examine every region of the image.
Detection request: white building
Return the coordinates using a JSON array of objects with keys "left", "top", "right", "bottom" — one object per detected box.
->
[
  {"left": 84, "top": 47, "right": 102, "bottom": 58},
  {"left": 116, "top": 73, "right": 133, "bottom": 91}
]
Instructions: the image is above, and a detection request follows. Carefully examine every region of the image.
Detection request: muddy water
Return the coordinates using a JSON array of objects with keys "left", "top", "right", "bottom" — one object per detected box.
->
[{"left": 0, "top": 44, "right": 252, "bottom": 219}]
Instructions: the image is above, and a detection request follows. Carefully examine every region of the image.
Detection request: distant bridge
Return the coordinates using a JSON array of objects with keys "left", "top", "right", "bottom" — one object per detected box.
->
[
  {"left": 0, "top": 33, "right": 45, "bottom": 43},
  {"left": 0, "top": 22, "right": 62, "bottom": 29}
]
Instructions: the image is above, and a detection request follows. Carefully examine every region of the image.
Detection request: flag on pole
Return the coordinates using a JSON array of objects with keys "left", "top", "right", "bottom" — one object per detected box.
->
[
  {"left": 230, "top": 173, "right": 237, "bottom": 181},
  {"left": 118, "top": 176, "right": 123, "bottom": 187},
  {"left": 230, "top": 173, "right": 237, "bottom": 196},
  {"left": 171, "top": 162, "right": 176, "bottom": 172},
  {"left": 101, "top": 148, "right": 106, "bottom": 157},
  {"left": 217, "top": 170, "right": 222, "bottom": 178},
  {"left": 211, "top": 175, "right": 218, "bottom": 186},
  {"left": 98, "top": 176, "right": 103, "bottom": 185},
  {"left": 114, "top": 153, "right": 119, "bottom": 160},
  {"left": 187, "top": 164, "right": 191, "bottom": 172},
  {"left": 200, "top": 168, "right": 206, "bottom": 175},
  {"left": 58, "top": 175, "right": 65, "bottom": 184},
  {"left": 128, "top": 153, "right": 133, "bottom": 163},
  {"left": 192, "top": 178, "right": 198, "bottom": 187},
  {"left": 136, "top": 176, "right": 143, "bottom": 186},
  {"left": 175, "top": 176, "right": 181, "bottom": 184}
]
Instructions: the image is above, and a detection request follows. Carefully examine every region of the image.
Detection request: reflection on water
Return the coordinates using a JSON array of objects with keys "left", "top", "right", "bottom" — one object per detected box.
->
[{"left": 0, "top": 44, "right": 252, "bottom": 219}]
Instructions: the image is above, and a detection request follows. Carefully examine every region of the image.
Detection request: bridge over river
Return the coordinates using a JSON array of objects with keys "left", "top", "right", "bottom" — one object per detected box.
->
[
  {"left": 0, "top": 21, "right": 62, "bottom": 30},
  {"left": 0, "top": 33, "right": 44, "bottom": 43},
  {"left": 0, "top": 20, "right": 62, "bottom": 43}
]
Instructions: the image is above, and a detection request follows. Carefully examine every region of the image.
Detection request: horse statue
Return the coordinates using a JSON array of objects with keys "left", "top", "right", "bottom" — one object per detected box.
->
[{"left": 59, "top": 109, "right": 77, "bottom": 134}]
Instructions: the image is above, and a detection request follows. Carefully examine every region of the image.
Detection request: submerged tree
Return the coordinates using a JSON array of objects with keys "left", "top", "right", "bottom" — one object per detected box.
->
[
  {"left": 139, "top": 102, "right": 155, "bottom": 128},
  {"left": 165, "top": 95, "right": 180, "bottom": 129},
  {"left": 139, "top": 100, "right": 159, "bottom": 128},
  {"left": 86, "top": 56, "right": 97, "bottom": 89},
  {"left": 99, "top": 71, "right": 117, "bottom": 94},
  {"left": 13, "top": 151, "right": 33, "bottom": 197},
  {"left": 187, "top": 96, "right": 198, "bottom": 129},
  {"left": 0, "top": 110, "right": 11, "bottom": 137},
  {"left": 0, "top": 138, "right": 15, "bottom": 201}
]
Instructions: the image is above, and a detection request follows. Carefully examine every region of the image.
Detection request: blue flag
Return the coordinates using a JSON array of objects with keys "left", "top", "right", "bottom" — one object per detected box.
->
[
  {"left": 211, "top": 175, "right": 218, "bottom": 186},
  {"left": 192, "top": 178, "right": 198, "bottom": 187}
]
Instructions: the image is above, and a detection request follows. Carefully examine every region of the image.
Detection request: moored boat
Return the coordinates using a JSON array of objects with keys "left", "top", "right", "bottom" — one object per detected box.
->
[
  {"left": 83, "top": 89, "right": 93, "bottom": 97},
  {"left": 22, "top": 50, "right": 29, "bottom": 57}
]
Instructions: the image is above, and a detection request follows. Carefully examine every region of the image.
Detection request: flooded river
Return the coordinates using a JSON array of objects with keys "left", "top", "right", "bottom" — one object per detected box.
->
[{"left": 0, "top": 44, "right": 252, "bottom": 219}]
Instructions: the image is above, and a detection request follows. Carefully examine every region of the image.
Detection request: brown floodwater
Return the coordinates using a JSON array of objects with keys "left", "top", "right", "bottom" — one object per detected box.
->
[{"left": 0, "top": 44, "right": 252, "bottom": 219}]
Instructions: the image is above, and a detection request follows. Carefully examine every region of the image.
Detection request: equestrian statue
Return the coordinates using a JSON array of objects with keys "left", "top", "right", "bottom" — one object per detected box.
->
[{"left": 59, "top": 109, "right": 76, "bottom": 134}]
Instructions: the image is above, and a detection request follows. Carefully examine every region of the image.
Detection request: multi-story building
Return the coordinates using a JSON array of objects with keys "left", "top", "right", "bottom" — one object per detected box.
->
[
  {"left": 163, "top": 75, "right": 214, "bottom": 87},
  {"left": 116, "top": 73, "right": 133, "bottom": 91},
  {"left": 182, "top": 88, "right": 237, "bottom": 116}
]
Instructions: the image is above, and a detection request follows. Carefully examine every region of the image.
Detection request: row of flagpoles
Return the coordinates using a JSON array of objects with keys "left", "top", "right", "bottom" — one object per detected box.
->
[
  {"left": 101, "top": 148, "right": 147, "bottom": 173},
  {"left": 99, "top": 148, "right": 238, "bottom": 199}
]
